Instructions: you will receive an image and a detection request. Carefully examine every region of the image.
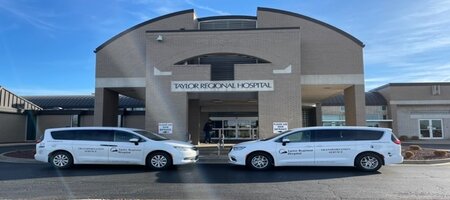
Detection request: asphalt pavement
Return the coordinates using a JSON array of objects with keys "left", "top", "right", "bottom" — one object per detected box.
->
[{"left": 0, "top": 144, "right": 450, "bottom": 199}]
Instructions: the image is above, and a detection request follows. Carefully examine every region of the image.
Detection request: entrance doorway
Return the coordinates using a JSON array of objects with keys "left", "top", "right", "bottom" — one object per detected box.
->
[
  {"left": 210, "top": 117, "right": 259, "bottom": 140},
  {"left": 419, "top": 119, "right": 443, "bottom": 139}
]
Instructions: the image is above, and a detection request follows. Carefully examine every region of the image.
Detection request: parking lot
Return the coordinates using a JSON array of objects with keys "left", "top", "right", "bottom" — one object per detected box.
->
[{"left": 1, "top": 145, "right": 450, "bottom": 199}]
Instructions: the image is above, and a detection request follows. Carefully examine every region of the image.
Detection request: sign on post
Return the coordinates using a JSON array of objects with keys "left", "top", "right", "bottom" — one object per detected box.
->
[
  {"left": 158, "top": 123, "right": 173, "bottom": 134},
  {"left": 273, "top": 122, "right": 288, "bottom": 133}
]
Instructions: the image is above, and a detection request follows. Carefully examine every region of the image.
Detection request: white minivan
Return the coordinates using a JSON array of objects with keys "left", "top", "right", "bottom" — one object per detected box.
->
[
  {"left": 35, "top": 127, "right": 198, "bottom": 169},
  {"left": 228, "top": 126, "right": 403, "bottom": 172}
]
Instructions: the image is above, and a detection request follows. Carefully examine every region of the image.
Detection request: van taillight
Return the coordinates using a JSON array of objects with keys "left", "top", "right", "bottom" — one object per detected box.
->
[
  {"left": 391, "top": 134, "right": 401, "bottom": 145},
  {"left": 36, "top": 135, "right": 44, "bottom": 143}
]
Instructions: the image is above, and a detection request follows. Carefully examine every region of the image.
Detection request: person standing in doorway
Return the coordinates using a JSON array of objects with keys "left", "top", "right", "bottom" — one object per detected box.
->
[{"left": 203, "top": 119, "right": 213, "bottom": 143}]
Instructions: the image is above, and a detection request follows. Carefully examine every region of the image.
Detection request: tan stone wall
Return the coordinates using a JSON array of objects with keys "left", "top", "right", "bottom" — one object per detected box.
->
[
  {"left": 123, "top": 115, "right": 145, "bottom": 129},
  {"left": 96, "top": 11, "right": 196, "bottom": 78},
  {"left": 37, "top": 115, "right": 71, "bottom": 138},
  {"left": 0, "top": 112, "right": 26, "bottom": 143},
  {"left": 80, "top": 115, "right": 94, "bottom": 127},
  {"left": 257, "top": 9, "right": 364, "bottom": 75},
  {"left": 396, "top": 105, "right": 450, "bottom": 139}
]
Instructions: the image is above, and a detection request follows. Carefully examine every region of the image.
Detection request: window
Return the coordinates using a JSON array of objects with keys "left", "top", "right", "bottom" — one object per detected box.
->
[
  {"left": 313, "top": 130, "right": 342, "bottom": 142},
  {"left": 52, "top": 130, "right": 114, "bottom": 141},
  {"left": 313, "top": 129, "right": 384, "bottom": 142},
  {"left": 51, "top": 130, "right": 77, "bottom": 140},
  {"left": 281, "top": 131, "right": 311, "bottom": 142},
  {"left": 71, "top": 115, "right": 79, "bottom": 127},
  {"left": 77, "top": 130, "right": 114, "bottom": 141},
  {"left": 419, "top": 119, "right": 443, "bottom": 139},
  {"left": 114, "top": 131, "right": 140, "bottom": 142}
]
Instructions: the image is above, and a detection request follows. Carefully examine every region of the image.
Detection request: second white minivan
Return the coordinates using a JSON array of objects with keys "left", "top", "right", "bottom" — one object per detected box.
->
[
  {"left": 228, "top": 126, "right": 403, "bottom": 172},
  {"left": 35, "top": 127, "right": 199, "bottom": 169}
]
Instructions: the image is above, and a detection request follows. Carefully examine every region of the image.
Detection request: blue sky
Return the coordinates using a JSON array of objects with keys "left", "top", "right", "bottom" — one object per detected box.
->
[{"left": 1, "top": 0, "right": 450, "bottom": 95}]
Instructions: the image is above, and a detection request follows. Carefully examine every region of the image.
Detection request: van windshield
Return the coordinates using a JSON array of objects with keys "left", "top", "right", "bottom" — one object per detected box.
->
[{"left": 134, "top": 130, "right": 169, "bottom": 141}]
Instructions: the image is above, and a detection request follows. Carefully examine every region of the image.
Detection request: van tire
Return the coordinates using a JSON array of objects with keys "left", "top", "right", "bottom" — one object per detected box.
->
[
  {"left": 147, "top": 152, "right": 172, "bottom": 170},
  {"left": 50, "top": 151, "right": 73, "bottom": 169},
  {"left": 355, "top": 153, "right": 382, "bottom": 172},
  {"left": 246, "top": 152, "right": 273, "bottom": 170}
]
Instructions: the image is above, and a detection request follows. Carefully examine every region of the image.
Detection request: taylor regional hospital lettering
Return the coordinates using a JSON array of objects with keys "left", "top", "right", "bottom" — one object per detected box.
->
[{"left": 171, "top": 80, "right": 274, "bottom": 92}]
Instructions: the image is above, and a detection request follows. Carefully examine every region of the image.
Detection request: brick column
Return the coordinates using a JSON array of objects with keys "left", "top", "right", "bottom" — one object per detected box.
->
[
  {"left": 94, "top": 88, "right": 119, "bottom": 127},
  {"left": 344, "top": 85, "right": 366, "bottom": 126}
]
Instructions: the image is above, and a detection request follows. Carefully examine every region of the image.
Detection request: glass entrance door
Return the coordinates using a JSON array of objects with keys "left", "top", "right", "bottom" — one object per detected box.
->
[
  {"left": 419, "top": 119, "right": 443, "bottom": 139},
  {"left": 211, "top": 117, "right": 258, "bottom": 140}
]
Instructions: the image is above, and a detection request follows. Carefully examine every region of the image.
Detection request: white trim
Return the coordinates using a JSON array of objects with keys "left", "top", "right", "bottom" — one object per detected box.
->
[
  {"left": 391, "top": 100, "right": 450, "bottom": 105},
  {"left": 301, "top": 74, "right": 364, "bottom": 85},
  {"left": 96, "top": 78, "right": 146, "bottom": 88},
  {"left": 154, "top": 67, "right": 172, "bottom": 76},
  {"left": 273, "top": 65, "right": 292, "bottom": 74},
  {"left": 411, "top": 114, "right": 450, "bottom": 119}
]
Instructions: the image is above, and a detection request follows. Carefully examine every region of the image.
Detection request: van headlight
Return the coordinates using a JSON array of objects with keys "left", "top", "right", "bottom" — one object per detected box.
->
[
  {"left": 232, "top": 146, "right": 246, "bottom": 151},
  {"left": 173, "top": 146, "right": 191, "bottom": 151}
]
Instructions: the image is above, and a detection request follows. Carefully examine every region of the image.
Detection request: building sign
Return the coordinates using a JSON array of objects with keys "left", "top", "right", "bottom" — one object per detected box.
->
[
  {"left": 171, "top": 80, "right": 274, "bottom": 92},
  {"left": 158, "top": 123, "right": 173, "bottom": 134},
  {"left": 273, "top": 122, "right": 288, "bottom": 133}
]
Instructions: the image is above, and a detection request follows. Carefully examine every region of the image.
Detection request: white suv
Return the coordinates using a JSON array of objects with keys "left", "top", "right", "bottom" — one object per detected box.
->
[
  {"left": 35, "top": 127, "right": 199, "bottom": 169},
  {"left": 228, "top": 126, "right": 403, "bottom": 172}
]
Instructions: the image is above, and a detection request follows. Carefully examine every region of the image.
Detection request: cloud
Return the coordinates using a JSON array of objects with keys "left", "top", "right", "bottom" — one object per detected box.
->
[
  {"left": 362, "top": 1, "right": 450, "bottom": 90},
  {"left": 0, "top": 1, "right": 57, "bottom": 31},
  {"left": 184, "top": 0, "right": 230, "bottom": 15}
]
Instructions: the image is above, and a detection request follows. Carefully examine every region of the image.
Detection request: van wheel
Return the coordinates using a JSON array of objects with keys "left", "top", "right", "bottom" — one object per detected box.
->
[
  {"left": 147, "top": 152, "right": 172, "bottom": 170},
  {"left": 247, "top": 152, "right": 273, "bottom": 170},
  {"left": 355, "top": 153, "right": 382, "bottom": 172},
  {"left": 50, "top": 151, "right": 73, "bottom": 169}
]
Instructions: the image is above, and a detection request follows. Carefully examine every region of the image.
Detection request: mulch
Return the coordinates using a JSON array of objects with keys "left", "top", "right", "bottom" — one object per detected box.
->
[{"left": 402, "top": 148, "right": 450, "bottom": 160}]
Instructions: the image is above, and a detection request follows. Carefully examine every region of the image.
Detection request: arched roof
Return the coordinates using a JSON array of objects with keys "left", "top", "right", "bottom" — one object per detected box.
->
[
  {"left": 94, "top": 9, "right": 194, "bottom": 53},
  {"left": 95, "top": 7, "right": 364, "bottom": 53}
]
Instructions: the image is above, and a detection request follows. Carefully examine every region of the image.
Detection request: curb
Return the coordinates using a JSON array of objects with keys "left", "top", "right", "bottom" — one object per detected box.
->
[
  {"left": 402, "top": 158, "right": 450, "bottom": 165},
  {"left": 0, "top": 151, "right": 39, "bottom": 164}
]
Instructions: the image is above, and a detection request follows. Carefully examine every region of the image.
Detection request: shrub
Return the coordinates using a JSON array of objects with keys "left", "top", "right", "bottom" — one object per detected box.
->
[
  {"left": 409, "top": 145, "right": 422, "bottom": 151},
  {"left": 433, "top": 150, "right": 448, "bottom": 157},
  {"left": 410, "top": 136, "right": 419, "bottom": 140},
  {"left": 399, "top": 135, "right": 409, "bottom": 141},
  {"left": 404, "top": 151, "right": 415, "bottom": 159}
]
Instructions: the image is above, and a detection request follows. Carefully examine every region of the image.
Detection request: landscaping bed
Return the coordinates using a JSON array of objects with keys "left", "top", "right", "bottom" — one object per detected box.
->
[{"left": 402, "top": 145, "right": 450, "bottom": 160}]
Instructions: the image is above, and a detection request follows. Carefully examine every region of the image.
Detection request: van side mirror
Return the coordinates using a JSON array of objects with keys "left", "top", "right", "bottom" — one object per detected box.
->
[
  {"left": 282, "top": 138, "right": 290, "bottom": 146},
  {"left": 129, "top": 138, "right": 139, "bottom": 145}
]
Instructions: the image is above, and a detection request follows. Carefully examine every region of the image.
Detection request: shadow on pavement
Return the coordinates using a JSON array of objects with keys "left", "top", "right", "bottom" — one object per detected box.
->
[
  {"left": 0, "top": 162, "right": 379, "bottom": 183},
  {"left": 155, "top": 164, "right": 380, "bottom": 184}
]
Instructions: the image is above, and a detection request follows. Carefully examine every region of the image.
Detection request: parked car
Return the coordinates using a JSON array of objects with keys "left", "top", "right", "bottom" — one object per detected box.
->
[
  {"left": 228, "top": 126, "right": 403, "bottom": 172},
  {"left": 35, "top": 127, "right": 198, "bottom": 169}
]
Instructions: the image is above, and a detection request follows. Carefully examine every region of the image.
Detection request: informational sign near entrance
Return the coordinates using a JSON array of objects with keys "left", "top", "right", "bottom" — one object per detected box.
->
[
  {"left": 273, "top": 122, "right": 288, "bottom": 133},
  {"left": 171, "top": 80, "right": 274, "bottom": 92},
  {"left": 158, "top": 123, "right": 173, "bottom": 134}
]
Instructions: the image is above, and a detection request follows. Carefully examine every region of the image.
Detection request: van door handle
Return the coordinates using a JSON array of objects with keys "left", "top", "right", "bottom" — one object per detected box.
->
[{"left": 100, "top": 144, "right": 117, "bottom": 147}]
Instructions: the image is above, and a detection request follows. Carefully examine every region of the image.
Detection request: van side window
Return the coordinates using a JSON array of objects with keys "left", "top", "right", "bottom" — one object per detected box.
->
[
  {"left": 282, "top": 131, "right": 311, "bottom": 142},
  {"left": 51, "top": 130, "right": 76, "bottom": 140},
  {"left": 355, "top": 130, "right": 383, "bottom": 140},
  {"left": 114, "top": 131, "right": 140, "bottom": 142},
  {"left": 314, "top": 130, "right": 384, "bottom": 142},
  {"left": 313, "top": 130, "right": 342, "bottom": 142},
  {"left": 76, "top": 130, "right": 114, "bottom": 141}
]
